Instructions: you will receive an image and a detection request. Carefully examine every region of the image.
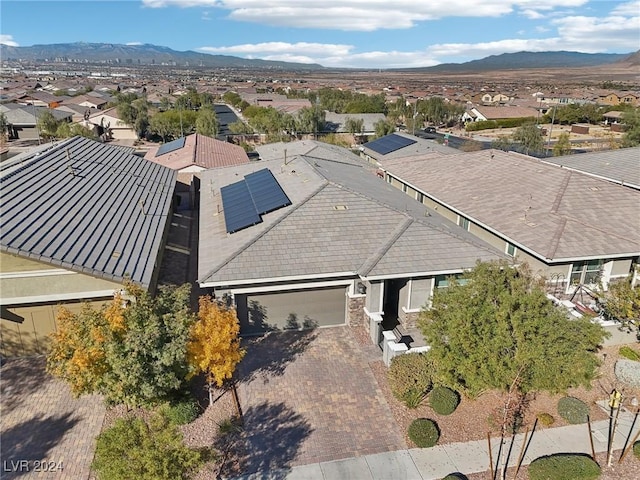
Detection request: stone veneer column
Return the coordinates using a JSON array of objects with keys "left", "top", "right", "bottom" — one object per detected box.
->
[{"left": 347, "top": 296, "right": 366, "bottom": 328}]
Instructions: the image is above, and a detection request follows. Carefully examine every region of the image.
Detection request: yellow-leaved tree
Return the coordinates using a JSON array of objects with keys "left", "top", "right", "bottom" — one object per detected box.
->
[
  {"left": 46, "top": 292, "right": 125, "bottom": 396},
  {"left": 187, "top": 296, "right": 245, "bottom": 408}
]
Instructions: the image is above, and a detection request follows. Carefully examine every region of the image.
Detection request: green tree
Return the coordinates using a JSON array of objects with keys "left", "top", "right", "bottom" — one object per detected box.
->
[
  {"left": 195, "top": 107, "right": 219, "bottom": 137},
  {"left": 553, "top": 132, "right": 572, "bottom": 156},
  {"left": 622, "top": 108, "right": 640, "bottom": 147},
  {"left": 597, "top": 274, "right": 640, "bottom": 332},
  {"left": 223, "top": 91, "right": 242, "bottom": 108},
  {"left": 344, "top": 117, "right": 364, "bottom": 141},
  {"left": 92, "top": 412, "right": 202, "bottom": 480},
  {"left": 37, "top": 110, "right": 60, "bottom": 140},
  {"left": 491, "top": 135, "right": 514, "bottom": 151},
  {"left": 373, "top": 119, "right": 395, "bottom": 138},
  {"left": 0, "top": 112, "right": 8, "bottom": 143},
  {"left": 418, "top": 261, "right": 607, "bottom": 398},
  {"left": 512, "top": 123, "right": 544, "bottom": 155},
  {"left": 47, "top": 284, "right": 195, "bottom": 408},
  {"left": 55, "top": 122, "right": 98, "bottom": 140},
  {"left": 296, "top": 106, "right": 325, "bottom": 135},
  {"left": 229, "top": 120, "right": 254, "bottom": 134}
]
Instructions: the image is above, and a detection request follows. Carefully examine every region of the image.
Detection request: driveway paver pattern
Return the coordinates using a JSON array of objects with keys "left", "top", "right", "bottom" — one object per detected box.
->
[
  {"left": 237, "top": 327, "right": 406, "bottom": 474},
  {"left": 1, "top": 357, "right": 105, "bottom": 480}
]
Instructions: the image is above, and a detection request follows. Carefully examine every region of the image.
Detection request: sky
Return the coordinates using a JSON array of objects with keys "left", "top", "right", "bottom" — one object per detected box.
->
[{"left": 1, "top": 0, "right": 639, "bottom": 69}]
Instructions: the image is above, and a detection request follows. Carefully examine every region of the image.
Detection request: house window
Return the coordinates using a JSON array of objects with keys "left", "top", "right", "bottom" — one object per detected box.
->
[
  {"left": 570, "top": 260, "right": 602, "bottom": 285},
  {"left": 416, "top": 192, "right": 424, "bottom": 203},
  {"left": 386, "top": 175, "right": 392, "bottom": 184},
  {"left": 506, "top": 242, "right": 516, "bottom": 257},
  {"left": 402, "top": 183, "right": 408, "bottom": 193},
  {"left": 435, "top": 274, "right": 468, "bottom": 289},
  {"left": 458, "top": 216, "right": 470, "bottom": 231}
]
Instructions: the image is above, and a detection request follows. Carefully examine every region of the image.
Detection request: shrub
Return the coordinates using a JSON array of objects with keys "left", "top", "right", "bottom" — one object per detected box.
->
[
  {"left": 615, "top": 359, "right": 640, "bottom": 388},
  {"left": 388, "top": 353, "right": 434, "bottom": 408},
  {"left": 163, "top": 396, "right": 200, "bottom": 425},
  {"left": 633, "top": 440, "right": 640, "bottom": 459},
  {"left": 408, "top": 418, "right": 440, "bottom": 448},
  {"left": 528, "top": 454, "right": 600, "bottom": 480},
  {"left": 429, "top": 386, "right": 460, "bottom": 415},
  {"left": 92, "top": 412, "right": 202, "bottom": 480},
  {"left": 442, "top": 474, "right": 468, "bottom": 480},
  {"left": 536, "top": 412, "right": 555, "bottom": 427},
  {"left": 619, "top": 345, "right": 640, "bottom": 362},
  {"left": 557, "top": 397, "right": 589, "bottom": 424}
]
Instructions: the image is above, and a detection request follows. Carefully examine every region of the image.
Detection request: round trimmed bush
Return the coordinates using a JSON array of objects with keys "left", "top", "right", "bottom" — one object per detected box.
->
[
  {"left": 388, "top": 353, "right": 434, "bottom": 408},
  {"left": 408, "top": 418, "right": 440, "bottom": 448},
  {"left": 536, "top": 412, "right": 555, "bottom": 427},
  {"left": 429, "top": 386, "right": 460, "bottom": 415},
  {"left": 557, "top": 397, "right": 589, "bottom": 424},
  {"left": 528, "top": 454, "right": 600, "bottom": 480},
  {"left": 164, "top": 397, "right": 200, "bottom": 425},
  {"left": 442, "top": 474, "right": 468, "bottom": 480},
  {"left": 633, "top": 440, "right": 640, "bottom": 459}
]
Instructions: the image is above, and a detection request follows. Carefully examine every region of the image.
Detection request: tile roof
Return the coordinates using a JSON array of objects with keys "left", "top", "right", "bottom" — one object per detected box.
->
[
  {"left": 381, "top": 149, "right": 640, "bottom": 261},
  {"left": 539, "top": 147, "right": 640, "bottom": 190},
  {"left": 1, "top": 136, "right": 176, "bottom": 287},
  {"left": 144, "top": 133, "right": 250, "bottom": 171},
  {"left": 199, "top": 142, "right": 505, "bottom": 286}
]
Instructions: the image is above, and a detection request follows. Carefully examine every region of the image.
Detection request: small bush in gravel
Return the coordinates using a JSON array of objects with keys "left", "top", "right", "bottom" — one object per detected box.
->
[
  {"left": 163, "top": 397, "right": 201, "bottom": 425},
  {"left": 93, "top": 412, "right": 202, "bottom": 480},
  {"left": 408, "top": 418, "right": 440, "bottom": 447},
  {"left": 429, "top": 386, "right": 460, "bottom": 415},
  {"left": 615, "top": 359, "right": 640, "bottom": 388},
  {"left": 388, "top": 353, "right": 434, "bottom": 408},
  {"left": 557, "top": 397, "right": 589, "bottom": 424},
  {"left": 536, "top": 412, "right": 555, "bottom": 427},
  {"left": 619, "top": 346, "right": 640, "bottom": 361},
  {"left": 442, "top": 474, "right": 468, "bottom": 480},
  {"left": 633, "top": 440, "right": 640, "bottom": 459},
  {"left": 528, "top": 453, "right": 600, "bottom": 480}
]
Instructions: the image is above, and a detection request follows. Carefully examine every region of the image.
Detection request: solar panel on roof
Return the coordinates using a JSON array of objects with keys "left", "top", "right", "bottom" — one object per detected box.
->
[
  {"left": 365, "top": 134, "right": 417, "bottom": 155},
  {"left": 155, "top": 137, "right": 186, "bottom": 157},
  {"left": 221, "top": 180, "right": 262, "bottom": 233},
  {"left": 245, "top": 168, "right": 291, "bottom": 214}
]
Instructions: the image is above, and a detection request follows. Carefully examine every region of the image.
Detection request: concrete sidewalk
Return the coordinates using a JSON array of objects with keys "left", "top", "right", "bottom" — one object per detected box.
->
[{"left": 234, "top": 406, "right": 639, "bottom": 480}]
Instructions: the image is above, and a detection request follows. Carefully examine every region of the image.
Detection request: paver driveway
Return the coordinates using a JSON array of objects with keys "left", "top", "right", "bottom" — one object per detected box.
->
[
  {"left": 0, "top": 357, "right": 105, "bottom": 480},
  {"left": 236, "top": 327, "right": 406, "bottom": 475}
]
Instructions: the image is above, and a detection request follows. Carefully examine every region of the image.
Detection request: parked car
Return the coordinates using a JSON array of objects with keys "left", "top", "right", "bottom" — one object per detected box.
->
[{"left": 424, "top": 126, "right": 436, "bottom": 133}]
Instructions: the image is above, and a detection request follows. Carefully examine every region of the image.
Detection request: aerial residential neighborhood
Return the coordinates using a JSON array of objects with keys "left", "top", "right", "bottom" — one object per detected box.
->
[{"left": 1, "top": 1, "right": 640, "bottom": 480}]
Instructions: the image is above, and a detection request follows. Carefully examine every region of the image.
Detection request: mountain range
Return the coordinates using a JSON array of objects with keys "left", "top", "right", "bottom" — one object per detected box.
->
[{"left": 0, "top": 42, "right": 635, "bottom": 72}]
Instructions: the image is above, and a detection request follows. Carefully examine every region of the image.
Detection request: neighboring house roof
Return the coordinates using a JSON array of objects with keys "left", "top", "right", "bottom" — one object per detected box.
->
[
  {"left": 323, "top": 112, "right": 386, "bottom": 133},
  {"left": 361, "top": 132, "right": 458, "bottom": 163},
  {"left": 0, "top": 136, "right": 176, "bottom": 287},
  {"left": 472, "top": 106, "right": 538, "bottom": 120},
  {"left": 602, "top": 111, "right": 624, "bottom": 120},
  {"left": 67, "top": 94, "right": 108, "bottom": 108},
  {"left": 381, "top": 149, "right": 640, "bottom": 262},
  {"left": 1, "top": 105, "right": 72, "bottom": 126},
  {"left": 199, "top": 141, "right": 505, "bottom": 286},
  {"left": 144, "top": 133, "right": 250, "bottom": 171},
  {"left": 540, "top": 147, "right": 640, "bottom": 190}
]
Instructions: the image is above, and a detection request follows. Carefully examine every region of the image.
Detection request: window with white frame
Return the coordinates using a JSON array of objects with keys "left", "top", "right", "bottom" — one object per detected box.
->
[
  {"left": 386, "top": 174, "right": 392, "bottom": 184},
  {"left": 457, "top": 215, "right": 470, "bottom": 231},
  {"left": 506, "top": 242, "right": 516, "bottom": 257},
  {"left": 416, "top": 192, "right": 424, "bottom": 203},
  {"left": 570, "top": 260, "right": 602, "bottom": 285}
]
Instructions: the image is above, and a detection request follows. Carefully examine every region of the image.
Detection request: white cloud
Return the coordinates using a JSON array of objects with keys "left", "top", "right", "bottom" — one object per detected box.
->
[
  {"left": 142, "top": 0, "right": 588, "bottom": 31},
  {"left": 199, "top": 42, "right": 353, "bottom": 56},
  {"left": 0, "top": 34, "right": 19, "bottom": 47},
  {"left": 126, "top": 41, "right": 143, "bottom": 46},
  {"left": 611, "top": 0, "right": 640, "bottom": 16}
]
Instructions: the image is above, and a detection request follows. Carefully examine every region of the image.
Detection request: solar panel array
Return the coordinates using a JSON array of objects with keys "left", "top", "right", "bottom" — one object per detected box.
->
[
  {"left": 365, "top": 134, "right": 417, "bottom": 155},
  {"left": 156, "top": 137, "right": 186, "bottom": 157},
  {"left": 221, "top": 168, "right": 291, "bottom": 233}
]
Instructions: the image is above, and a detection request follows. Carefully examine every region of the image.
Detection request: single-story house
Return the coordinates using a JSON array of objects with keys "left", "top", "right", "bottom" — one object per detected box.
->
[
  {"left": 88, "top": 107, "right": 137, "bottom": 141},
  {"left": 66, "top": 94, "right": 109, "bottom": 110},
  {"left": 359, "top": 132, "right": 458, "bottom": 166},
  {"left": 144, "top": 133, "right": 251, "bottom": 209},
  {"left": 198, "top": 141, "right": 506, "bottom": 344},
  {"left": 0, "top": 104, "right": 73, "bottom": 140},
  {"left": 377, "top": 148, "right": 640, "bottom": 295},
  {"left": 0, "top": 136, "right": 177, "bottom": 357},
  {"left": 464, "top": 106, "right": 539, "bottom": 122},
  {"left": 323, "top": 112, "right": 387, "bottom": 136}
]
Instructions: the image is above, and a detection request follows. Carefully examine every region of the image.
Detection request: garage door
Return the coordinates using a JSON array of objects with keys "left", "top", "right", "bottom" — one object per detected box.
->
[{"left": 236, "top": 286, "right": 347, "bottom": 334}]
